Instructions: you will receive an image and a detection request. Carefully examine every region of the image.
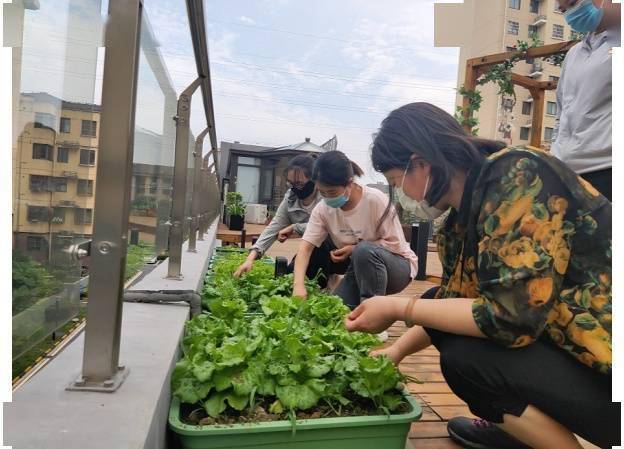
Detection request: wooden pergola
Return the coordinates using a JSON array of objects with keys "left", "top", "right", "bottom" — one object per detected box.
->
[{"left": 462, "top": 40, "right": 578, "bottom": 148}]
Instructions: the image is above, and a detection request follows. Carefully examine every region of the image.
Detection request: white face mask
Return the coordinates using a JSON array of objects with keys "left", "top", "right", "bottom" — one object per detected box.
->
[{"left": 395, "top": 164, "right": 445, "bottom": 221}]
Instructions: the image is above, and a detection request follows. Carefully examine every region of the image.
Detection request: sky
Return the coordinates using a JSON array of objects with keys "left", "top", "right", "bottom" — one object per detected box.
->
[
  {"left": 16, "top": 0, "right": 461, "bottom": 183},
  {"left": 201, "top": 0, "right": 461, "bottom": 182}
]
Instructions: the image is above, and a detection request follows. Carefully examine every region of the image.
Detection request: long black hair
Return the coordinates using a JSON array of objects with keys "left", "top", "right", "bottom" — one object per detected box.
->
[
  {"left": 371, "top": 102, "right": 505, "bottom": 206},
  {"left": 312, "top": 150, "right": 363, "bottom": 186},
  {"left": 284, "top": 153, "right": 317, "bottom": 180}
]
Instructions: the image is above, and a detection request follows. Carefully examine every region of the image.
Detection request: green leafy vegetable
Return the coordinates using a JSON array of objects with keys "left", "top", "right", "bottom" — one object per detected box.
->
[{"left": 173, "top": 250, "right": 410, "bottom": 422}]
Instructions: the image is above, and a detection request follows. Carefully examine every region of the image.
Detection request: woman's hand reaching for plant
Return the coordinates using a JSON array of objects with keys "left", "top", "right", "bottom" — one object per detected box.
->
[
  {"left": 344, "top": 296, "right": 408, "bottom": 334},
  {"left": 233, "top": 260, "right": 253, "bottom": 278},
  {"left": 370, "top": 345, "right": 404, "bottom": 365},
  {"left": 293, "top": 282, "right": 308, "bottom": 299}
]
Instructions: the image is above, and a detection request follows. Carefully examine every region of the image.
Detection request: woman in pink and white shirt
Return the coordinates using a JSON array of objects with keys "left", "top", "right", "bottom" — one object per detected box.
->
[{"left": 293, "top": 150, "right": 417, "bottom": 310}]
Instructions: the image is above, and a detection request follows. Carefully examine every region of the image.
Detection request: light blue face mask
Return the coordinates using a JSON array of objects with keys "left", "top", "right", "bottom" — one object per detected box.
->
[
  {"left": 323, "top": 188, "right": 350, "bottom": 208},
  {"left": 564, "top": 0, "right": 605, "bottom": 33}
]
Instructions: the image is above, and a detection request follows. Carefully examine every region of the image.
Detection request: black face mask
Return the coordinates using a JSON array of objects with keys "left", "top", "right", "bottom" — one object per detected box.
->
[{"left": 292, "top": 181, "right": 315, "bottom": 200}]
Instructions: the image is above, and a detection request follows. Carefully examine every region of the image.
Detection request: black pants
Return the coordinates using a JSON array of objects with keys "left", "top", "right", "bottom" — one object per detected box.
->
[
  {"left": 581, "top": 168, "right": 612, "bottom": 202},
  {"left": 286, "top": 239, "right": 349, "bottom": 288},
  {"left": 421, "top": 288, "right": 619, "bottom": 448}
]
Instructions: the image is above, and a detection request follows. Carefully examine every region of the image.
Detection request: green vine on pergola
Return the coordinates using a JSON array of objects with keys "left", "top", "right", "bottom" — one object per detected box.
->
[{"left": 454, "top": 33, "right": 571, "bottom": 136}]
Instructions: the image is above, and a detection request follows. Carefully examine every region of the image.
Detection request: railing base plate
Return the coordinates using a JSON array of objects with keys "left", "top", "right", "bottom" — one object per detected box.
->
[{"left": 66, "top": 366, "right": 130, "bottom": 393}]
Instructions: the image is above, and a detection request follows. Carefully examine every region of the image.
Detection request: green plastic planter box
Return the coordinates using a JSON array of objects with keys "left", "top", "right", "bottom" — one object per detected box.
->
[{"left": 169, "top": 389, "right": 421, "bottom": 449}]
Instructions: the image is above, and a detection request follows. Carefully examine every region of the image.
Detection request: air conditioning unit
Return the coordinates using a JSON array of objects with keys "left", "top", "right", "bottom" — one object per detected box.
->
[{"left": 245, "top": 203, "right": 268, "bottom": 224}]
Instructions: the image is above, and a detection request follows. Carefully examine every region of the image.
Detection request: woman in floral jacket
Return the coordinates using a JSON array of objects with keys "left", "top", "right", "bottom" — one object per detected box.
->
[{"left": 346, "top": 103, "right": 617, "bottom": 449}]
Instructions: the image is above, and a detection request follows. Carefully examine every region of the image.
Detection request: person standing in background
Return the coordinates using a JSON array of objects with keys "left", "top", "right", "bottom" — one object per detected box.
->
[{"left": 551, "top": 0, "right": 621, "bottom": 201}]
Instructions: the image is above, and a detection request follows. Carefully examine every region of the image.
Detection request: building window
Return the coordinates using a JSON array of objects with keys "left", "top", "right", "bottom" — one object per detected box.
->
[
  {"left": 52, "top": 207, "right": 66, "bottom": 224},
  {"left": 77, "top": 179, "right": 94, "bottom": 196},
  {"left": 34, "top": 112, "right": 56, "bottom": 129},
  {"left": 32, "top": 143, "right": 53, "bottom": 161},
  {"left": 508, "top": 0, "right": 521, "bottom": 9},
  {"left": 52, "top": 177, "right": 67, "bottom": 192},
  {"left": 544, "top": 127, "right": 554, "bottom": 141},
  {"left": 547, "top": 101, "right": 558, "bottom": 116},
  {"left": 81, "top": 120, "right": 97, "bottom": 137},
  {"left": 27, "top": 236, "right": 45, "bottom": 251},
  {"left": 57, "top": 147, "right": 69, "bottom": 163},
  {"left": 27, "top": 206, "right": 49, "bottom": 222},
  {"left": 552, "top": 24, "right": 564, "bottom": 39},
  {"left": 30, "top": 175, "right": 49, "bottom": 192},
  {"left": 507, "top": 21, "right": 519, "bottom": 35},
  {"left": 60, "top": 117, "right": 71, "bottom": 133},
  {"left": 238, "top": 156, "right": 262, "bottom": 166},
  {"left": 79, "top": 148, "right": 96, "bottom": 166},
  {"left": 520, "top": 127, "right": 531, "bottom": 141},
  {"left": 528, "top": 25, "right": 538, "bottom": 37},
  {"left": 530, "top": 0, "right": 540, "bottom": 13},
  {"left": 522, "top": 101, "right": 532, "bottom": 115},
  {"left": 549, "top": 75, "right": 560, "bottom": 82},
  {"left": 149, "top": 177, "right": 158, "bottom": 194},
  {"left": 74, "top": 208, "right": 93, "bottom": 225}
]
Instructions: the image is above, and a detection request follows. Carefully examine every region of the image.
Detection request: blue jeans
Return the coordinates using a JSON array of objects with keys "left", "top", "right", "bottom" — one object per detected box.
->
[{"left": 333, "top": 241, "right": 412, "bottom": 309}]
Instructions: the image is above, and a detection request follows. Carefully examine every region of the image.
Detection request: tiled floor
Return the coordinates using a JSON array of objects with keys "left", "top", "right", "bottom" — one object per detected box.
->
[{"left": 266, "top": 238, "right": 599, "bottom": 449}]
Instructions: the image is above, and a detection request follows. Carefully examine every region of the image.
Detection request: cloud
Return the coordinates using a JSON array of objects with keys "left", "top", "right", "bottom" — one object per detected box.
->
[{"left": 239, "top": 16, "right": 256, "bottom": 25}]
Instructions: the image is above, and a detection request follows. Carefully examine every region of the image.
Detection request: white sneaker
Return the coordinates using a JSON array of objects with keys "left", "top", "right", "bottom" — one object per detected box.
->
[{"left": 377, "top": 331, "right": 389, "bottom": 342}]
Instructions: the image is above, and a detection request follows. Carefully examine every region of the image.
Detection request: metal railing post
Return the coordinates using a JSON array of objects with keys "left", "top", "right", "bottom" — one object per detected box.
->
[
  {"left": 166, "top": 77, "right": 203, "bottom": 279},
  {"left": 197, "top": 165, "right": 206, "bottom": 242},
  {"left": 200, "top": 156, "right": 210, "bottom": 235},
  {"left": 67, "top": 0, "right": 142, "bottom": 392},
  {"left": 188, "top": 128, "right": 209, "bottom": 252}
]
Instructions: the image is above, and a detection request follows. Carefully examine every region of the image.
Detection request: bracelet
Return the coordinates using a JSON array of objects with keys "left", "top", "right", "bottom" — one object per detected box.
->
[{"left": 403, "top": 297, "right": 418, "bottom": 328}]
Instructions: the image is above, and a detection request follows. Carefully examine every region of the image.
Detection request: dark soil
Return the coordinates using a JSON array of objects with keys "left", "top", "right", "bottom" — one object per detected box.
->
[{"left": 180, "top": 394, "right": 411, "bottom": 427}]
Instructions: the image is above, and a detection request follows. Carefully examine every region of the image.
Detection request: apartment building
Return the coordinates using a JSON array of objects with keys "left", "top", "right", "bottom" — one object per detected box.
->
[
  {"left": 13, "top": 92, "right": 100, "bottom": 263},
  {"left": 435, "top": 0, "right": 577, "bottom": 147}
]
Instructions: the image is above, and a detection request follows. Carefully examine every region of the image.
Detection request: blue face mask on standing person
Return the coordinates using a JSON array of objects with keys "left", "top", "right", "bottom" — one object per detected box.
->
[{"left": 564, "top": 0, "right": 605, "bottom": 33}]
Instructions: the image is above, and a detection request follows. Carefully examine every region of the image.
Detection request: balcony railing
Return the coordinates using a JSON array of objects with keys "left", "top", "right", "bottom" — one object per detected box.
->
[
  {"left": 58, "top": 141, "right": 80, "bottom": 150},
  {"left": 529, "top": 62, "right": 543, "bottom": 78},
  {"left": 531, "top": 14, "right": 547, "bottom": 26}
]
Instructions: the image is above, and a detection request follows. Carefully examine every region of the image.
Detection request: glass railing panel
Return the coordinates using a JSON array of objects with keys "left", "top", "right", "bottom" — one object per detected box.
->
[{"left": 11, "top": 0, "right": 105, "bottom": 369}]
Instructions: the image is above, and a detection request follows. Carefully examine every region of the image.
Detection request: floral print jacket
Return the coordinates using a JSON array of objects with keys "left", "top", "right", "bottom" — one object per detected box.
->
[{"left": 435, "top": 146, "right": 612, "bottom": 374}]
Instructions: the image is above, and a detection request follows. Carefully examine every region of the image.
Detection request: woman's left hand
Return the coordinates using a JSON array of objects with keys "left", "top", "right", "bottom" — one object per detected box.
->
[
  {"left": 330, "top": 244, "right": 354, "bottom": 263},
  {"left": 344, "top": 296, "right": 408, "bottom": 334}
]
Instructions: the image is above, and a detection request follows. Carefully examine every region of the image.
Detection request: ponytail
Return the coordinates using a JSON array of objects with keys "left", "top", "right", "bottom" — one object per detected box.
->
[{"left": 312, "top": 151, "right": 363, "bottom": 187}]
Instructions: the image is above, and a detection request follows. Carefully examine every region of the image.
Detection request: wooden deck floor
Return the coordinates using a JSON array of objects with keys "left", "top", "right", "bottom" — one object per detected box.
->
[{"left": 264, "top": 238, "right": 598, "bottom": 449}]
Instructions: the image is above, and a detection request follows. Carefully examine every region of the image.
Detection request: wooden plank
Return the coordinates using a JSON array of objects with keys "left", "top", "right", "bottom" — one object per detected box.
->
[
  {"left": 408, "top": 438, "right": 464, "bottom": 449},
  {"left": 462, "top": 62, "right": 478, "bottom": 134},
  {"left": 409, "top": 382, "right": 453, "bottom": 394},
  {"left": 467, "top": 40, "right": 577, "bottom": 68},
  {"left": 511, "top": 72, "right": 540, "bottom": 90},
  {"left": 409, "top": 421, "right": 450, "bottom": 439},
  {"left": 400, "top": 355, "right": 440, "bottom": 364},
  {"left": 398, "top": 364, "right": 440, "bottom": 372},
  {"left": 419, "top": 393, "right": 466, "bottom": 406},
  {"left": 538, "top": 80, "right": 558, "bottom": 90},
  {"left": 530, "top": 87, "right": 546, "bottom": 148},
  {"left": 419, "top": 406, "right": 443, "bottom": 422},
  {"left": 401, "top": 372, "right": 446, "bottom": 382},
  {"left": 432, "top": 405, "right": 477, "bottom": 420}
]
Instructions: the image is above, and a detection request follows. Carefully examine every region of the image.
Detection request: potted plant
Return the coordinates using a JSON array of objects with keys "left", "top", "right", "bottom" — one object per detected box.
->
[
  {"left": 171, "top": 256, "right": 422, "bottom": 449},
  {"left": 225, "top": 192, "right": 246, "bottom": 231}
]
